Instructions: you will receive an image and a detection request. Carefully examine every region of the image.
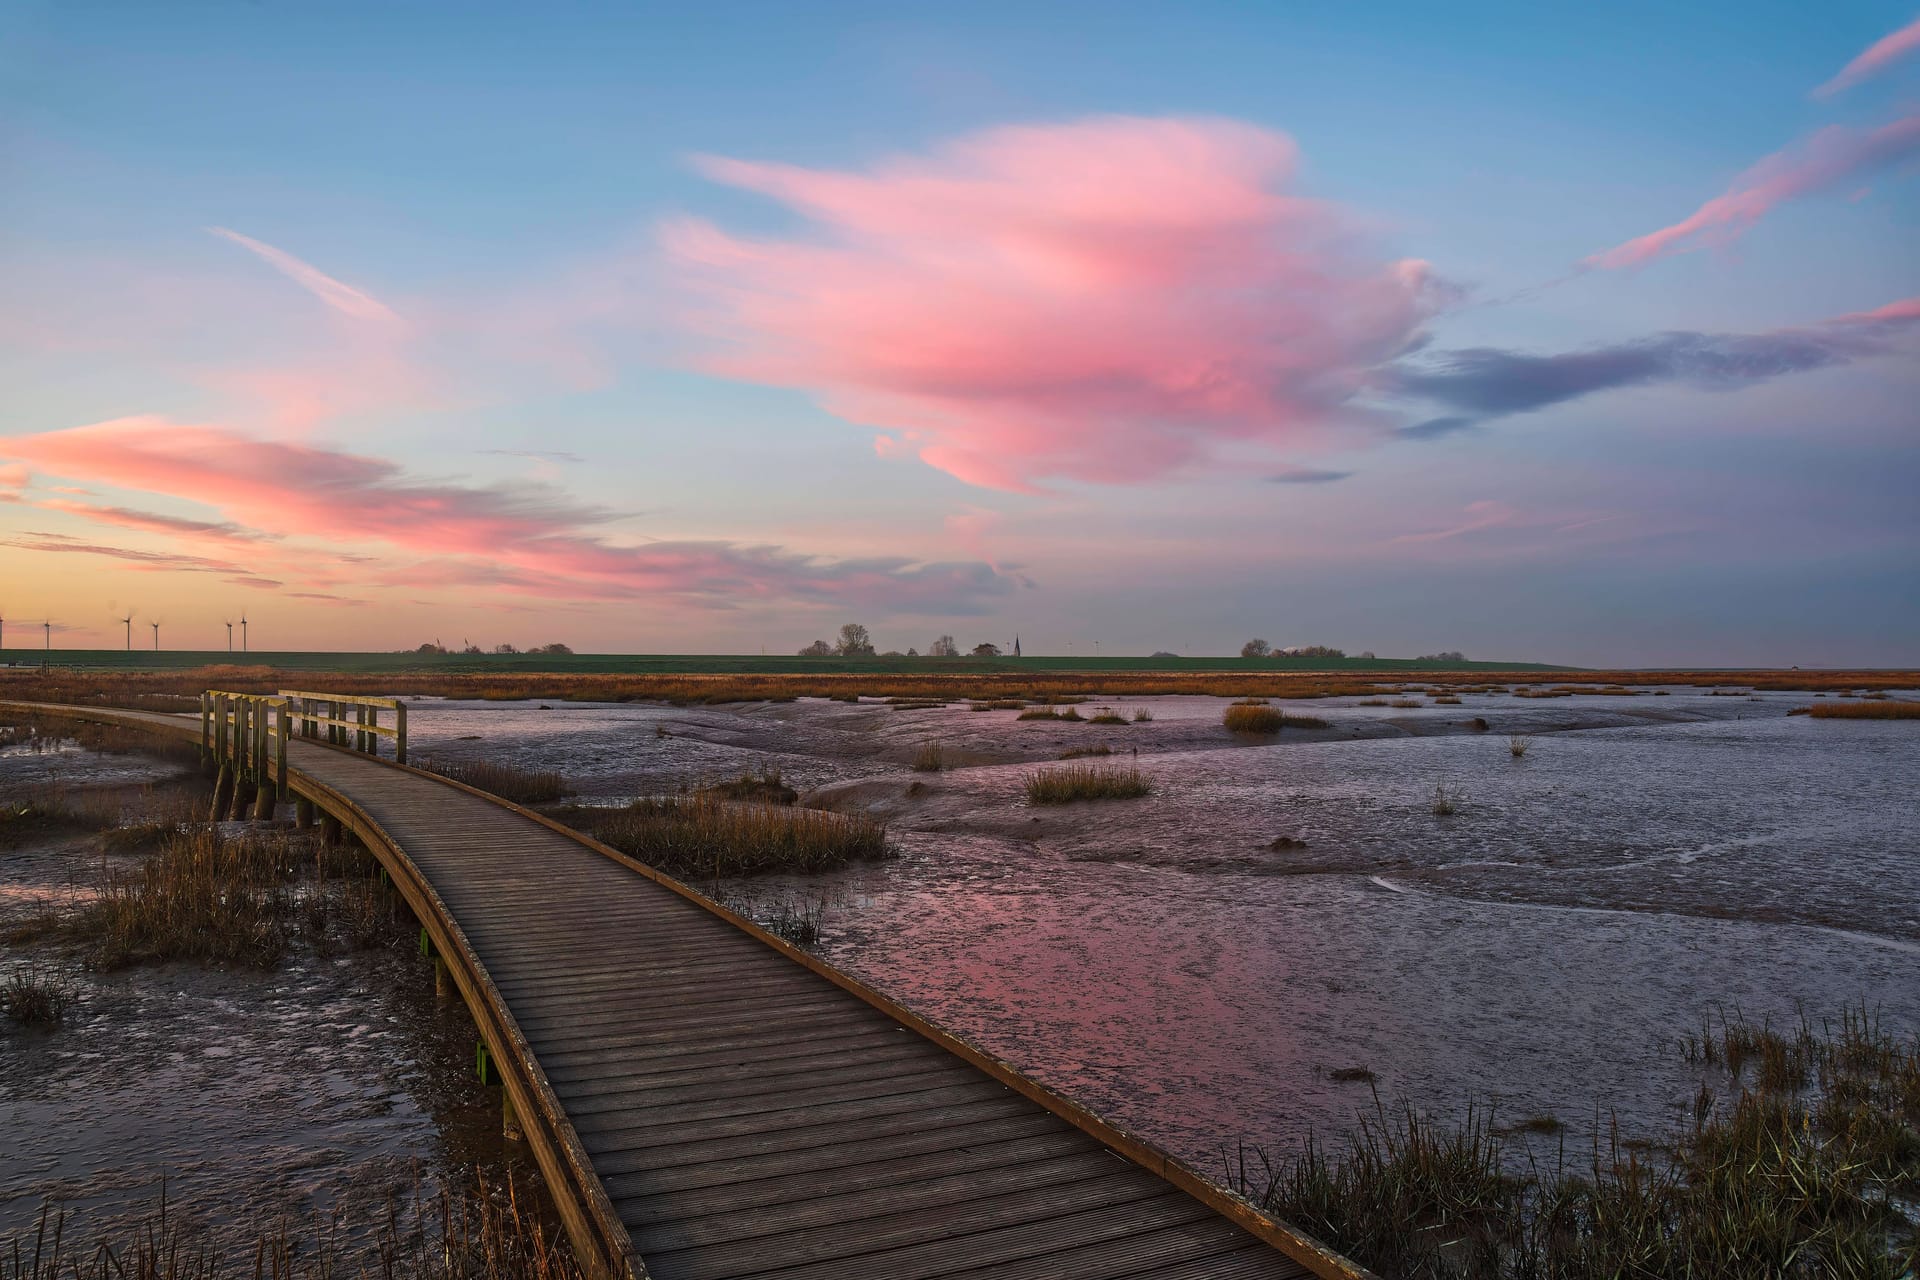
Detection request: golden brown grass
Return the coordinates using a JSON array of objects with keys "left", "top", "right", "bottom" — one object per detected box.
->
[
  {"left": 1224, "top": 704, "right": 1287, "bottom": 733},
  {"left": 910, "top": 743, "right": 946, "bottom": 772},
  {"left": 419, "top": 756, "right": 572, "bottom": 804},
  {"left": 1802, "top": 700, "right": 1920, "bottom": 720},
  {"left": 14, "top": 666, "right": 1910, "bottom": 713},
  {"left": 559, "top": 796, "right": 890, "bottom": 877},
  {"left": 1024, "top": 762, "right": 1151, "bottom": 804}
]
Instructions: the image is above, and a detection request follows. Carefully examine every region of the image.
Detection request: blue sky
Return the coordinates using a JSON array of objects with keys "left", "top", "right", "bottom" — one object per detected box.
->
[{"left": 2, "top": 1, "right": 1915, "bottom": 663}]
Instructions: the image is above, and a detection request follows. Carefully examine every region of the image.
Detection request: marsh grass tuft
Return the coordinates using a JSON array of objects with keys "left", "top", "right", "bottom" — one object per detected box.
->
[
  {"left": 1, "top": 963, "right": 74, "bottom": 1026},
  {"left": 420, "top": 756, "right": 572, "bottom": 805},
  {"left": 1016, "top": 706, "right": 1084, "bottom": 721},
  {"left": 910, "top": 743, "right": 946, "bottom": 772},
  {"left": 1238, "top": 1005, "right": 1920, "bottom": 1279},
  {"left": 1507, "top": 734, "right": 1533, "bottom": 758},
  {"left": 1430, "top": 781, "right": 1462, "bottom": 816},
  {"left": 1024, "top": 762, "right": 1151, "bottom": 804},
  {"left": 1058, "top": 745, "right": 1114, "bottom": 760},
  {"left": 700, "top": 769, "right": 798, "bottom": 804},
  {"left": 1086, "top": 707, "right": 1129, "bottom": 725},
  {"left": 1131, "top": 706, "right": 1154, "bottom": 722},
  {"left": 562, "top": 796, "right": 890, "bottom": 877},
  {"left": 1224, "top": 704, "right": 1287, "bottom": 734}
]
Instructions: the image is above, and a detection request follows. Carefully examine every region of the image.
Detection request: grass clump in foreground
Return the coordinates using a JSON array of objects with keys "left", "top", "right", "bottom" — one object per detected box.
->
[
  {"left": 420, "top": 755, "right": 573, "bottom": 805},
  {"left": 1, "top": 963, "right": 74, "bottom": 1026},
  {"left": 1024, "top": 762, "right": 1151, "bottom": 804},
  {"left": 1801, "top": 700, "right": 1920, "bottom": 720},
  {"left": 59, "top": 826, "right": 402, "bottom": 969},
  {"left": 911, "top": 743, "right": 946, "bottom": 772},
  {"left": 1236, "top": 1005, "right": 1920, "bottom": 1279},
  {"left": 562, "top": 795, "right": 890, "bottom": 877},
  {"left": 0, "top": 1169, "right": 581, "bottom": 1280}
]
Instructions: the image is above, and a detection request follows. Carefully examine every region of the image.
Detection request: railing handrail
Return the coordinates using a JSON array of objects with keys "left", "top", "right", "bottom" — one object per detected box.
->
[
  {"left": 277, "top": 689, "right": 402, "bottom": 711},
  {"left": 202, "top": 688, "right": 407, "bottom": 765}
]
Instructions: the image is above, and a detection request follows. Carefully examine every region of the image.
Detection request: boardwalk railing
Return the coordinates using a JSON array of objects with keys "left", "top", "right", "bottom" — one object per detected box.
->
[
  {"left": 277, "top": 689, "right": 408, "bottom": 762},
  {"left": 200, "top": 689, "right": 407, "bottom": 821}
]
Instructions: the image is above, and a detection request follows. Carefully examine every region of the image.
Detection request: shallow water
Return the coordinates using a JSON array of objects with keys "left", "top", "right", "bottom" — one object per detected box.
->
[
  {"left": 405, "top": 688, "right": 1920, "bottom": 1166},
  {"left": 0, "top": 761, "right": 522, "bottom": 1256}
]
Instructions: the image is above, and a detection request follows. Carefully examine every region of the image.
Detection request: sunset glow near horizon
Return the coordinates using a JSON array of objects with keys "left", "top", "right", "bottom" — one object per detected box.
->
[{"left": 3, "top": 3, "right": 1916, "bottom": 666}]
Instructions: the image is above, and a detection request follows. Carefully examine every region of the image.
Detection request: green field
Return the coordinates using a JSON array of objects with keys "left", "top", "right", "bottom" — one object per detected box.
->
[{"left": 0, "top": 649, "right": 1570, "bottom": 675}]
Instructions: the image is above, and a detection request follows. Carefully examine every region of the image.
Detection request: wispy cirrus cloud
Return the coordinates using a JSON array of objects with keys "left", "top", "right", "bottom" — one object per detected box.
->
[
  {"left": 1384, "top": 296, "right": 1919, "bottom": 423},
  {"left": 208, "top": 227, "right": 403, "bottom": 326},
  {"left": 37, "top": 499, "right": 276, "bottom": 544},
  {"left": 666, "top": 116, "right": 1451, "bottom": 492},
  {"left": 1814, "top": 15, "right": 1920, "bottom": 98},
  {"left": 1585, "top": 114, "right": 1920, "bottom": 269},
  {"left": 1, "top": 418, "right": 1020, "bottom": 611}
]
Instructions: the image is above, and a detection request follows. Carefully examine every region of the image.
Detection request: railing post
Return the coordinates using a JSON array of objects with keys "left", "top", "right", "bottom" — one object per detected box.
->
[
  {"left": 276, "top": 701, "right": 289, "bottom": 799},
  {"left": 214, "top": 693, "right": 228, "bottom": 766},
  {"left": 199, "top": 693, "right": 211, "bottom": 772},
  {"left": 394, "top": 700, "right": 407, "bottom": 765},
  {"left": 367, "top": 704, "right": 379, "bottom": 757}
]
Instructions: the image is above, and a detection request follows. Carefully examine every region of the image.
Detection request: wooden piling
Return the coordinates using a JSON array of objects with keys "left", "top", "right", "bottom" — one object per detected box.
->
[{"left": 294, "top": 797, "right": 314, "bottom": 828}]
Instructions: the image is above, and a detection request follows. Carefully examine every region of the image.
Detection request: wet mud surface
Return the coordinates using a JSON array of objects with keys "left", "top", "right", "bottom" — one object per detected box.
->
[{"left": 4, "top": 686, "right": 1915, "bottom": 1239}]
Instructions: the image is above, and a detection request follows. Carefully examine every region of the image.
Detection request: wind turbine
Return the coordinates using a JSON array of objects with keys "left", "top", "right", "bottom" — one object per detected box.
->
[
  {"left": 117, "top": 607, "right": 136, "bottom": 651},
  {"left": 240, "top": 612, "right": 248, "bottom": 653},
  {"left": 225, "top": 618, "right": 234, "bottom": 652},
  {"left": 150, "top": 619, "right": 162, "bottom": 651}
]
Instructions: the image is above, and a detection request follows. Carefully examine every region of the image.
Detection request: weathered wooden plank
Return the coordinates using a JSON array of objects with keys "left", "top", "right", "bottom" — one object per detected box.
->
[
  {"left": 640, "top": 1177, "right": 1185, "bottom": 1280},
  {"left": 575, "top": 1076, "right": 1016, "bottom": 1152},
  {"left": 584, "top": 1090, "right": 1035, "bottom": 1174},
  {"left": 614, "top": 1127, "right": 1096, "bottom": 1226},
  {"left": 631, "top": 1149, "right": 1128, "bottom": 1254}
]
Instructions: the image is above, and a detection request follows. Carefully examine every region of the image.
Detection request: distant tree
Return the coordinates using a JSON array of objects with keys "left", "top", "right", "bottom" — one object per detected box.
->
[
  {"left": 1358, "top": 651, "right": 1376, "bottom": 660},
  {"left": 492, "top": 643, "right": 520, "bottom": 655},
  {"left": 415, "top": 641, "right": 448, "bottom": 655},
  {"left": 835, "top": 623, "right": 875, "bottom": 657},
  {"left": 798, "top": 639, "right": 834, "bottom": 657},
  {"left": 462, "top": 642, "right": 485, "bottom": 655},
  {"left": 972, "top": 642, "right": 1001, "bottom": 657},
  {"left": 536, "top": 642, "right": 573, "bottom": 655},
  {"left": 1416, "top": 650, "right": 1466, "bottom": 663},
  {"left": 929, "top": 635, "right": 959, "bottom": 657},
  {"left": 905, "top": 647, "right": 920, "bottom": 657},
  {"left": 1291, "top": 645, "right": 1346, "bottom": 659},
  {"left": 1150, "top": 650, "right": 1179, "bottom": 658},
  {"left": 1240, "top": 638, "right": 1271, "bottom": 658}
]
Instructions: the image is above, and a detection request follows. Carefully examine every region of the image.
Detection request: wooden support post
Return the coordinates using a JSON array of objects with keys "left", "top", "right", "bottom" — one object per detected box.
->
[
  {"left": 357, "top": 704, "right": 370, "bottom": 753},
  {"left": 320, "top": 812, "right": 341, "bottom": 845},
  {"left": 210, "top": 764, "right": 234, "bottom": 822},
  {"left": 275, "top": 702, "right": 289, "bottom": 799},
  {"left": 294, "top": 796, "right": 314, "bottom": 828},
  {"left": 502, "top": 1087, "right": 524, "bottom": 1143},
  {"left": 199, "top": 693, "right": 211, "bottom": 772},
  {"left": 215, "top": 695, "right": 229, "bottom": 772},
  {"left": 434, "top": 955, "right": 452, "bottom": 998},
  {"left": 367, "top": 704, "right": 379, "bottom": 758},
  {"left": 394, "top": 700, "right": 407, "bottom": 765},
  {"left": 251, "top": 781, "right": 275, "bottom": 821}
]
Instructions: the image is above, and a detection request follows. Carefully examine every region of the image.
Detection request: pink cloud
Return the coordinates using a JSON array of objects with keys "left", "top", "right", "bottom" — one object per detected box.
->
[
  {"left": 1813, "top": 16, "right": 1920, "bottom": 98},
  {"left": 1, "top": 418, "right": 1018, "bottom": 611},
  {"left": 38, "top": 499, "right": 276, "bottom": 544},
  {"left": 666, "top": 116, "right": 1448, "bottom": 492},
  {"left": 1586, "top": 114, "right": 1920, "bottom": 269},
  {"left": 208, "top": 227, "right": 403, "bottom": 326}
]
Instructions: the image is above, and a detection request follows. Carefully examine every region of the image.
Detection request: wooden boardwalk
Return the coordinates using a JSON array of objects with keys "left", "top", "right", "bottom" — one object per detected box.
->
[{"left": 1, "top": 700, "right": 1362, "bottom": 1280}]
